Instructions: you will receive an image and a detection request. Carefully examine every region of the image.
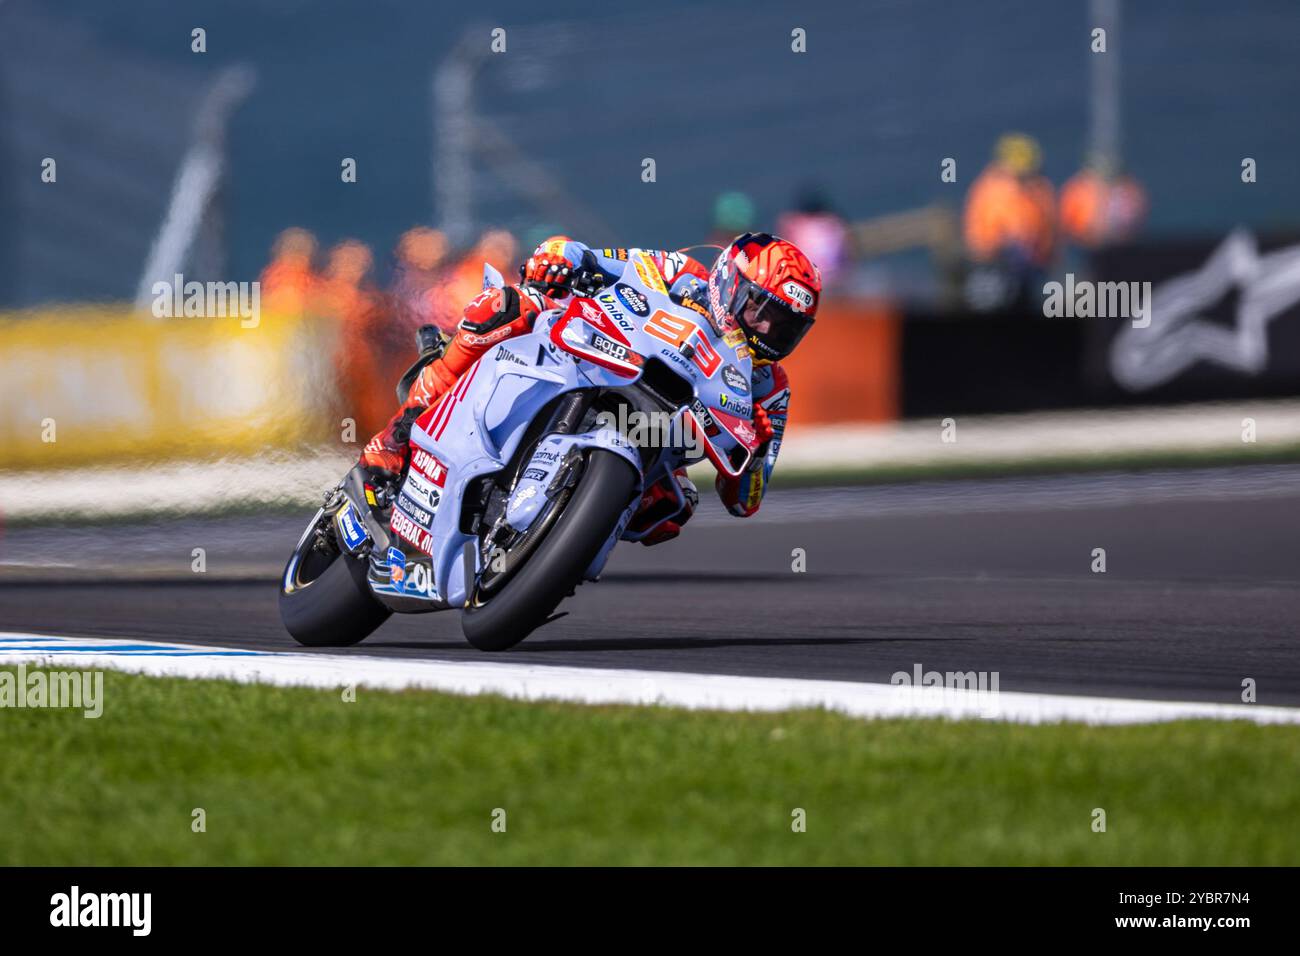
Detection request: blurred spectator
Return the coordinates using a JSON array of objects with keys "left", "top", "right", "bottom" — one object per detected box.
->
[
  {"left": 964, "top": 133, "right": 1056, "bottom": 267},
  {"left": 259, "top": 227, "right": 319, "bottom": 319},
  {"left": 316, "top": 240, "right": 392, "bottom": 435},
  {"left": 434, "top": 229, "right": 519, "bottom": 331},
  {"left": 777, "top": 188, "right": 851, "bottom": 289},
  {"left": 390, "top": 226, "right": 449, "bottom": 329},
  {"left": 478, "top": 228, "right": 519, "bottom": 275},
  {"left": 316, "top": 240, "right": 379, "bottom": 321},
  {"left": 963, "top": 133, "right": 1057, "bottom": 309},
  {"left": 1060, "top": 156, "right": 1147, "bottom": 248}
]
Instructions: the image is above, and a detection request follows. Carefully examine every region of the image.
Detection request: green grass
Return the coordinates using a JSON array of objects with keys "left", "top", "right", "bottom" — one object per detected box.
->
[{"left": 1, "top": 668, "right": 1297, "bottom": 865}]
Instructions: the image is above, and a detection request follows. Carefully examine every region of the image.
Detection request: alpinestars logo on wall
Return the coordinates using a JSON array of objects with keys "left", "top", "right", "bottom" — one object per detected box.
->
[{"left": 1109, "top": 229, "right": 1300, "bottom": 391}]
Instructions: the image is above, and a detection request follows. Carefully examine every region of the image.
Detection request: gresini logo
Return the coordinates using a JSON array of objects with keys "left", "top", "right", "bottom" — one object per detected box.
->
[
  {"left": 1109, "top": 229, "right": 1300, "bottom": 391},
  {"left": 50, "top": 886, "right": 151, "bottom": 936}
]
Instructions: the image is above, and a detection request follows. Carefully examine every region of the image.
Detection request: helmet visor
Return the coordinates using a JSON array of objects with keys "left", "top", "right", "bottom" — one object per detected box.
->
[{"left": 733, "top": 280, "right": 815, "bottom": 361}]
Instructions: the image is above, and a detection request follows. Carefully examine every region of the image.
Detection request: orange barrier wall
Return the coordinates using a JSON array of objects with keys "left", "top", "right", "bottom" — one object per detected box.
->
[{"left": 780, "top": 299, "right": 900, "bottom": 426}]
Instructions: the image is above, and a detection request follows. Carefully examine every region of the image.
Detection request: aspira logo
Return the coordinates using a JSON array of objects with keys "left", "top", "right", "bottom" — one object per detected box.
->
[{"left": 50, "top": 886, "right": 151, "bottom": 936}]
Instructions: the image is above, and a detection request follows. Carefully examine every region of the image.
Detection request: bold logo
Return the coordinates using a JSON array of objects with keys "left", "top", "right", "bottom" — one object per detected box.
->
[
  {"left": 410, "top": 448, "right": 447, "bottom": 487},
  {"left": 614, "top": 282, "right": 650, "bottom": 316},
  {"left": 721, "top": 364, "right": 749, "bottom": 394},
  {"left": 690, "top": 399, "right": 720, "bottom": 437},
  {"left": 590, "top": 331, "right": 629, "bottom": 361},
  {"left": 782, "top": 280, "right": 815, "bottom": 311}
]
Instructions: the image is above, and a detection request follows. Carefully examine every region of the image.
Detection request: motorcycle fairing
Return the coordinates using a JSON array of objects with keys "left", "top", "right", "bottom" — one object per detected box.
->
[{"left": 400, "top": 317, "right": 642, "bottom": 608}]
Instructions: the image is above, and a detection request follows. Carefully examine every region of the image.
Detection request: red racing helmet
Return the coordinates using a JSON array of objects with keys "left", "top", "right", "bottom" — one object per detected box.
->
[{"left": 707, "top": 232, "right": 821, "bottom": 363}]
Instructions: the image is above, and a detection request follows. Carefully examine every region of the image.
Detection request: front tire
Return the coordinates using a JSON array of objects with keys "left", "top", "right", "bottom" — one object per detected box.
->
[
  {"left": 279, "top": 510, "right": 391, "bottom": 647},
  {"left": 461, "top": 449, "right": 638, "bottom": 651}
]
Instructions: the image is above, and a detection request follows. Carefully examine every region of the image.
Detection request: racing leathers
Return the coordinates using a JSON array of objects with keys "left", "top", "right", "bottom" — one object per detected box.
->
[{"left": 360, "top": 238, "right": 791, "bottom": 541}]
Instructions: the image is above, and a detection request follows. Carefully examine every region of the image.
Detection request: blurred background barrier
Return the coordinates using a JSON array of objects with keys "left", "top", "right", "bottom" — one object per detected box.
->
[
  {"left": 0, "top": 307, "right": 335, "bottom": 469},
  {"left": 782, "top": 302, "right": 901, "bottom": 427},
  {"left": 899, "top": 231, "right": 1300, "bottom": 418},
  {"left": 1088, "top": 232, "right": 1300, "bottom": 400}
]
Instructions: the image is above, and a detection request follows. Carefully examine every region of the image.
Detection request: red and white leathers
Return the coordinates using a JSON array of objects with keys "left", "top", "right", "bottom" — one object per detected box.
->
[{"left": 360, "top": 237, "right": 794, "bottom": 540}]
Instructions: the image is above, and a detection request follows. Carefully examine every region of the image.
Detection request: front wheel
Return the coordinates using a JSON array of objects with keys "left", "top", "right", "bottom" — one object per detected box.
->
[
  {"left": 279, "top": 507, "right": 391, "bottom": 647},
  {"left": 461, "top": 449, "right": 639, "bottom": 651}
]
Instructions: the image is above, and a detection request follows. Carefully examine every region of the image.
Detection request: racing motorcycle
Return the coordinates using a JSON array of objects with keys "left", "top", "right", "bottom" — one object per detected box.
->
[{"left": 279, "top": 251, "right": 761, "bottom": 651}]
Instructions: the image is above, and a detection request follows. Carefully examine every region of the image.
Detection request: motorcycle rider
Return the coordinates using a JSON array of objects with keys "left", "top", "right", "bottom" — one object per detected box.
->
[{"left": 360, "top": 233, "right": 821, "bottom": 544}]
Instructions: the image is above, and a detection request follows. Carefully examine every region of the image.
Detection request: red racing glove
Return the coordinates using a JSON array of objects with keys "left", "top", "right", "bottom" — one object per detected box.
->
[
  {"left": 520, "top": 236, "right": 582, "bottom": 296},
  {"left": 753, "top": 405, "right": 775, "bottom": 447}
]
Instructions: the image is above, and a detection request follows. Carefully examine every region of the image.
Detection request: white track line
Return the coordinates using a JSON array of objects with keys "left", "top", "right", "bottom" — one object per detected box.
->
[{"left": 2, "top": 631, "right": 1297, "bottom": 726}]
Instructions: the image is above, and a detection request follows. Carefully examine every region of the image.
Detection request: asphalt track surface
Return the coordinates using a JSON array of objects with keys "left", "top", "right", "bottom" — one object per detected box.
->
[{"left": 2, "top": 464, "right": 1298, "bottom": 706}]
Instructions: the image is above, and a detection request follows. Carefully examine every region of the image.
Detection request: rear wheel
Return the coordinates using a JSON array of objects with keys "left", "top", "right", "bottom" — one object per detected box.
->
[
  {"left": 461, "top": 450, "right": 638, "bottom": 651},
  {"left": 279, "top": 507, "right": 391, "bottom": 647}
]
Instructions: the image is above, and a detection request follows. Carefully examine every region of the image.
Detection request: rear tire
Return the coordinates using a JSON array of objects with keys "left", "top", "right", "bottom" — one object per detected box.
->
[
  {"left": 461, "top": 450, "right": 638, "bottom": 651},
  {"left": 279, "top": 515, "right": 391, "bottom": 647}
]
